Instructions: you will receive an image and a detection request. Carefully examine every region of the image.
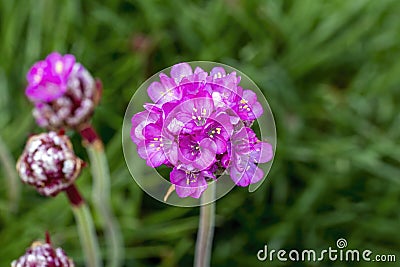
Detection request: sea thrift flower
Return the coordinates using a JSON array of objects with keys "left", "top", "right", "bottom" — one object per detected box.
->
[
  {"left": 131, "top": 63, "right": 274, "bottom": 199},
  {"left": 25, "top": 52, "right": 101, "bottom": 129},
  {"left": 11, "top": 234, "right": 74, "bottom": 267},
  {"left": 16, "top": 131, "right": 83, "bottom": 197}
]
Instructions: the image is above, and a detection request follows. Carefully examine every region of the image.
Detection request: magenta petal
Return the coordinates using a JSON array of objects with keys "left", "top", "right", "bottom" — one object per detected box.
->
[
  {"left": 26, "top": 83, "right": 67, "bottom": 102},
  {"left": 137, "top": 141, "right": 166, "bottom": 167},
  {"left": 131, "top": 111, "right": 159, "bottom": 144},
  {"left": 229, "top": 163, "right": 263, "bottom": 187},
  {"left": 137, "top": 141, "right": 148, "bottom": 159},
  {"left": 231, "top": 127, "right": 251, "bottom": 154},
  {"left": 256, "top": 142, "right": 273, "bottom": 163},
  {"left": 214, "top": 136, "right": 227, "bottom": 154},
  {"left": 147, "top": 81, "right": 165, "bottom": 103},
  {"left": 46, "top": 52, "right": 63, "bottom": 64},
  {"left": 193, "top": 138, "right": 217, "bottom": 170},
  {"left": 230, "top": 165, "right": 248, "bottom": 186},
  {"left": 147, "top": 149, "right": 167, "bottom": 167},
  {"left": 251, "top": 167, "right": 265, "bottom": 184},
  {"left": 242, "top": 90, "right": 258, "bottom": 104},
  {"left": 166, "top": 118, "right": 185, "bottom": 135},
  {"left": 170, "top": 63, "right": 193, "bottom": 82},
  {"left": 159, "top": 73, "right": 177, "bottom": 92},
  {"left": 250, "top": 101, "right": 264, "bottom": 119},
  {"left": 194, "top": 66, "right": 206, "bottom": 74},
  {"left": 166, "top": 141, "right": 179, "bottom": 165},
  {"left": 62, "top": 54, "right": 76, "bottom": 75},
  {"left": 26, "top": 61, "right": 47, "bottom": 85},
  {"left": 143, "top": 123, "right": 162, "bottom": 139}
]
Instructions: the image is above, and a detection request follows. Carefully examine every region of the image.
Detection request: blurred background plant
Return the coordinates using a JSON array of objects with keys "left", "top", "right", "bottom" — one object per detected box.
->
[{"left": 0, "top": 0, "right": 399, "bottom": 266}]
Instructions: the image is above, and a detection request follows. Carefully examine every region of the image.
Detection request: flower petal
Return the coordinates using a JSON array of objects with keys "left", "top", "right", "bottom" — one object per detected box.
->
[
  {"left": 170, "top": 63, "right": 193, "bottom": 82},
  {"left": 255, "top": 142, "right": 273, "bottom": 163},
  {"left": 147, "top": 81, "right": 165, "bottom": 103}
]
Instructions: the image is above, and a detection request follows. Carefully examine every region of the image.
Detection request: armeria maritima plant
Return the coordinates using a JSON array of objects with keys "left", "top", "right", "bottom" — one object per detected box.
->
[
  {"left": 129, "top": 62, "right": 275, "bottom": 267},
  {"left": 25, "top": 52, "right": 123, "bottom": 267}
]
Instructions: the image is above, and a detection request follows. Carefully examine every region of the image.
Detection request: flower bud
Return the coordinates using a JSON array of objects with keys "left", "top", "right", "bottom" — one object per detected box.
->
[
  {"left": 26, "top": 52, "right": 101, "bottom": 130},
  {"left": 11, "top": 237, "right": 74, "bottom": 267},
  {"left": 17, "top": 131, "right": 83, "bottom": 197}
]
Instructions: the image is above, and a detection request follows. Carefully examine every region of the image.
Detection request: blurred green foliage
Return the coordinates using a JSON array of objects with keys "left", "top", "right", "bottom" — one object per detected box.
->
[{"left": 1, "top": 0, "right": 400, "bottom": 266}]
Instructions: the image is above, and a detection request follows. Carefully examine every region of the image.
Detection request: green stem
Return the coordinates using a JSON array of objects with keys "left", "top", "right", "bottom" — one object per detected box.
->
[
  {"left": 194, "top": 182, "right": 216, "bottom": 267},
  {"left": 72, "top": 203, "right": 102, "bottom": 267},
  {"left": 0, "top": 135, "right": 20, "bottom": 213},
  {"left": 83, "top": 127, "right": 123, "bottom": 267}
]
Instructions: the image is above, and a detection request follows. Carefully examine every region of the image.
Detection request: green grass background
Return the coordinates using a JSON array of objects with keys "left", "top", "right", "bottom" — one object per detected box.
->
[{"left": 0, "top": 0, "right": 399, "bottom": 266}]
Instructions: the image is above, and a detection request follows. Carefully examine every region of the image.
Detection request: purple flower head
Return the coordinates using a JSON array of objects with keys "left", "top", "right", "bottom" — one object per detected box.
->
[
  {"left": 25, "top": 52, "right": 101, "bottom": 130},
  {"left": 16, "top": 131, "right": 84, "bottom": 197},
  {"left": 131, "top": 63, "right": 274, "bottom": 199},
  {"left": 12, "top": 233, "right": 75, "bottom": 267}
]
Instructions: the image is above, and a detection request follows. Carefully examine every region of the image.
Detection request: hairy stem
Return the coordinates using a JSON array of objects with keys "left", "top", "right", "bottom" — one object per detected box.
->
[
  {"left": 194, "top": 182, "right": 216, "bottom": 267},
  {"left": 80, "top": 124, "right": 123, "bottom": 267}
]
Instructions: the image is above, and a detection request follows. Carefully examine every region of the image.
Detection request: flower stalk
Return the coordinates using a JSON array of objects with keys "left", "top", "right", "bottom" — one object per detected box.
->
[
  {"left": 16, "top": 131, "right": 102, "bottom": 267},
  {"left": 194, "top": 182, "right": 216, "bottom": 267},
  {"left": 80, "top": 124, "right": 123, "bottom": 267},
  {"left": 70, "top": 195, "right": 102, "bottom": 267}
]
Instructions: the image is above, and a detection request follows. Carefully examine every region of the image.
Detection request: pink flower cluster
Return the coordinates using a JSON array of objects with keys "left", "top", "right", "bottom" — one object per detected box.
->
[{"left": 131, "top": 63, "right": 273, "bottom": 199}]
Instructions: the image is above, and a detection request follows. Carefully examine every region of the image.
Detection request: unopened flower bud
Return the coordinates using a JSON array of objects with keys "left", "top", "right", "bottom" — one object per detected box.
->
[
  {"left": 17, "top": 131, "right": 83, "bottom": 197},
  {"left": 11, "top": 235, "right": 74, "bottom": 267}
]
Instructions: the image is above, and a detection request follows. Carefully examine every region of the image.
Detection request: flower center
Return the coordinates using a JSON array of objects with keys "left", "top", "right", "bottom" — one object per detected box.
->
[
  {"left": 149, "top": 137, "right": 164, "bottom": 151},
  {"left": 190, "top": 142, "right": 200, "bottom": 156},
  {"left": 185, "top": 171, "right": 198, "bottom": 185},
  {"left": 208, "top": 127, "right": 221, "bottom": 138},
  {"left": 191, "top": 107, "right": 208, "bottom": 125},
  {"left": 239, "top": 99, "right": 251, "bottom": 111}
]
